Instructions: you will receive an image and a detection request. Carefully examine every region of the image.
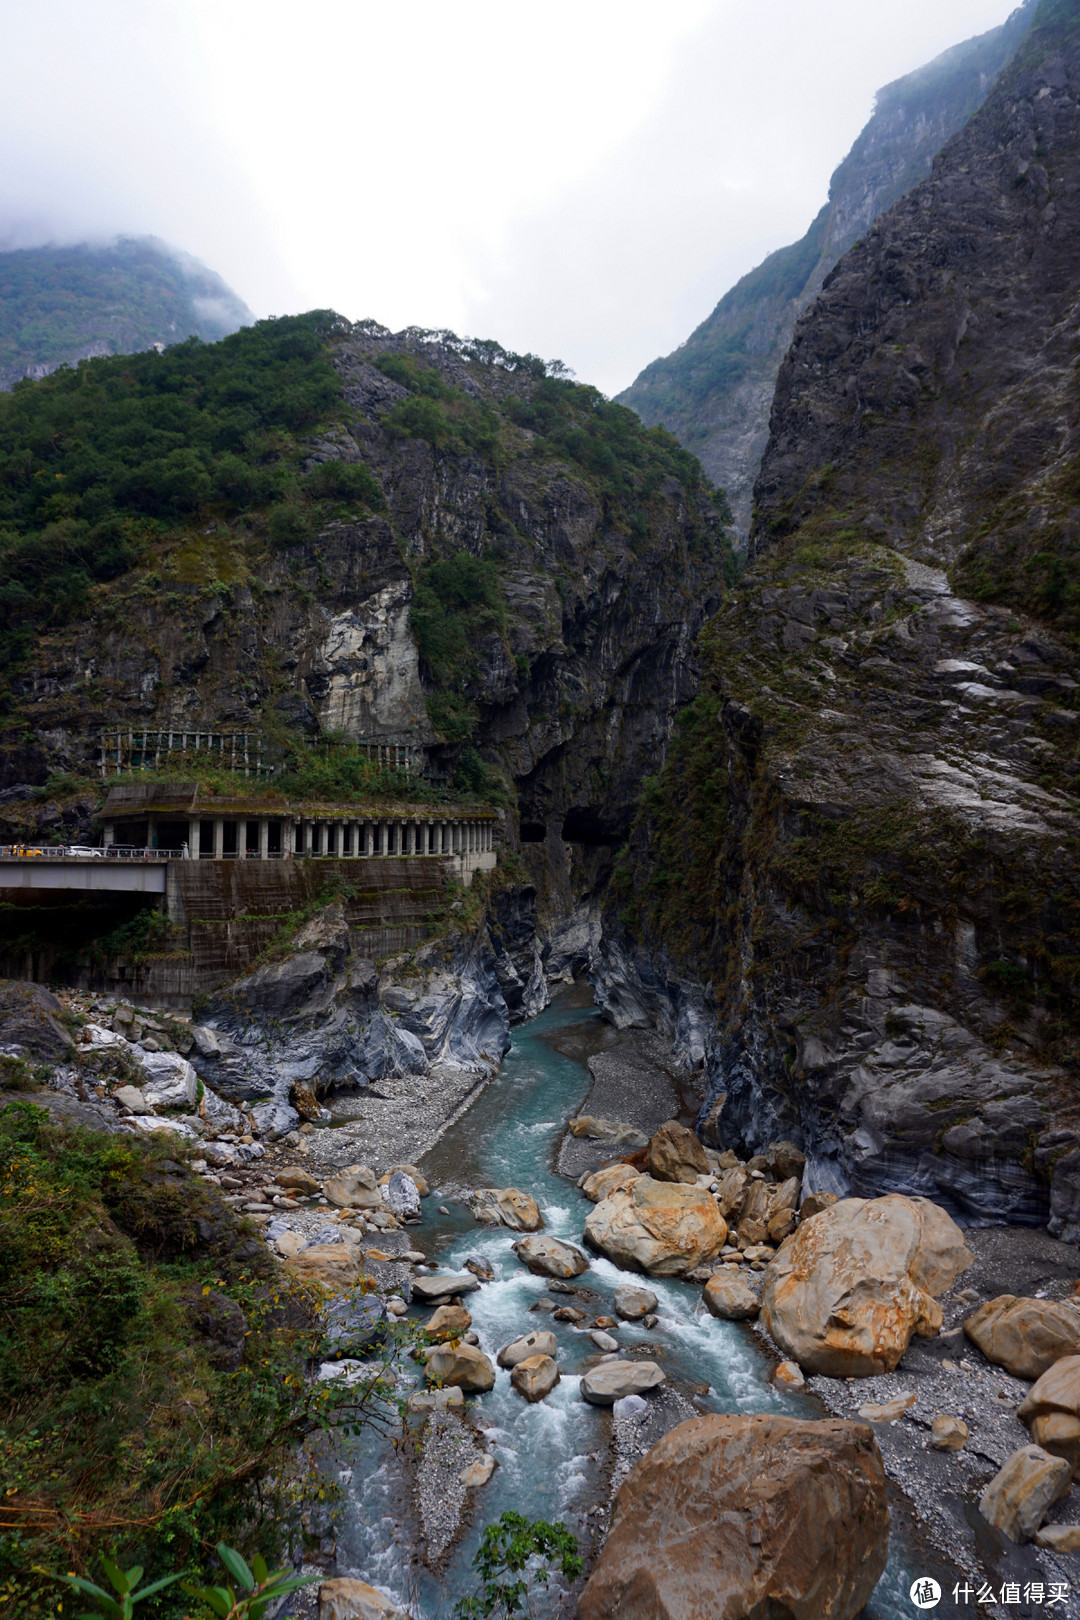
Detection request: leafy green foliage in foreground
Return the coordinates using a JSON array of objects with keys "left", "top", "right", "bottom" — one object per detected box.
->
[
  {"left": 0, "top": 1102, "right": 400, "bottom": 1617},
  {"left": 0, "top": 310, "right": 356, "bottom": 669},
  {"left": 57, "top": 1542, "right": 314, "bottom": 1620},
  {"left": 453, "top": 1512, "right": 583, "bottom": 1620}
]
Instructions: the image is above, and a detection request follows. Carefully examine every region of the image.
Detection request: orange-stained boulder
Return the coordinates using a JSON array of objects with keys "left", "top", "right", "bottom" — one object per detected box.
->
[
  {"left": 965, "top": 1296, "right": 1080, "bottom": 1381},
  {"left": 584, "top": 1175, "right": 727, "bottom": 1277},
  {"left": 646, "top": 1120, "right": 710, "bottom": 1184},
  {"left": 761, "top": 1194, "right": 971, "bottom": 1377},
  {"left": 578, "top": 1413, "right": 888, "bottom": 1620}
]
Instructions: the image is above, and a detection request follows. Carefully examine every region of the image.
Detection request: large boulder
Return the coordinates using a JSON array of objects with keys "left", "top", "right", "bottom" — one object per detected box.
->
[
  {"left": 276, "top": 1166, "right": 321, "bottom": 1195},
  {"left": 410, "top": 1272, "right": 481, "bottom": 1302},
  {"left": 584, "top": 1177, "right": 727, "bottom": 1277},
  {"left": 768, "top": 1140, "right": 806, "bottom": 1181},
  {"left": 1018, "top": 1355, "right": 1080, "bottom": 1471},
  {"left": 497, "top": 1330, "right": 557, "bottom": 1369},
  {"left": 383, "top": 1171, "right": 421, "bottom": 1222},
  {"left": 513, "top": 1234, "right": 589, "bottom": 1278},
  {"left": 581, "top": 1164, "right": 641, "bottom": 1202},
  {"left": 322, "top": 1294, "right": 386, "bottom": 1356},
  {"left": 282, "top": 1245, "right": 369, "bottom": 1288},
  {"left": 424, "top": 1342, "right": 495, "bottom": 1393},
  {"left": 578, "top": 1414, "right": 888, "bottom": 1620},
  {"left": 0, "top": 979, "right": 75, "bottom": 1062},
  {"left": 511, "top": 1354, "right": 560, "bottom": 1402},
  {"left": 703, "top": 1272, "right": 759, "bottom": 1321},
  {"left": 761, "top": 1195, "right": 972, "bottom": 1377},
  {"left": 739, "top": 1177, "right": 800, "bottom": 1246},
  {"left": 614, "top": 1284, "right": 658, "bottom": 1321},
  {"left": 466, "top": 1187, "right": 543, "bottom": 1231},
  {"left": 317, "top": 1578, "right": 409, "bottom": 1620},
  {"left": 979, "top": 1445, "right": 1072, "bottom": 1543},
  {"left": 964, "top": 1296, "right": 1080, "bottom": 1380},
  {"left": 425, "top": 1304, "right": 472, "bottom": 1340},
  {"left": 381, "top": 1163, "right": 429, "bottom": 1196},
  {"left": 715, "top": 1166, "right": 749, "bottom": 1221},
  {"left": 568, "top": 1116, "right": 648, "bottom": 1148},
  {"left": 580, "top": 1360, "right": 667, "bottom": 1405},
  {"left": 139, "top": 1050, "right": 199, "bottom": 1110},
  {"left": 646, "top": 1120, "right": 710, "bottom": 1184},
  {"left": 324, "top": 1171, "right": 382, "bottom": 1210}
]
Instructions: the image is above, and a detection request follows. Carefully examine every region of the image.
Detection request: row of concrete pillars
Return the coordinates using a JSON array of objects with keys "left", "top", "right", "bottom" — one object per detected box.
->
[{"left": 101, "top": 817, "right": 496, "bottom": 859}]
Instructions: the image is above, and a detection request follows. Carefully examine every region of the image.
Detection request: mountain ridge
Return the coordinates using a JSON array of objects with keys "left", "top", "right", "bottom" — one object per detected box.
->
[
  {"left": 617, "top": 1, "right": 1037, "bottom": 542},
  {"left": 0, "top": 235, "right": 254, "bottom": 391}
]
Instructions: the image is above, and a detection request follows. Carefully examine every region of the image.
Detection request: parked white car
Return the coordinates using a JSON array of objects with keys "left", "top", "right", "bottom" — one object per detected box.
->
[{"left": 66, "top": 845, "right": 103, "bottom": 858}]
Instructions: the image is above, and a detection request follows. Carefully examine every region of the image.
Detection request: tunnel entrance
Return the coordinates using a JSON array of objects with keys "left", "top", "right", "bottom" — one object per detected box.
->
[{"left": 0, "top": 892, "right": 166, "bottom": 988}]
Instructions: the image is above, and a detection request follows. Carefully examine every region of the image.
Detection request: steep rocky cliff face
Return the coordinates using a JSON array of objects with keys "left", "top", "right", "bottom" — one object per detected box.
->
[
  {"left": 601, "top": 0, "right": 1080, "bottom": 1236},
  {"left": 1, "top": 320, "right": 732, "bottom": 982},
  {"left": 617, "top": 2, "right": 1035, "bottom": 542}
]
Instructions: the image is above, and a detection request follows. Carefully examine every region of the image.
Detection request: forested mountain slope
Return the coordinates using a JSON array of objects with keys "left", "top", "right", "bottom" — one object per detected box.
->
[
  {"left": 617, "top": 2, "right": 1036, "bottom": 541},
  {"left": 0, "top": 314, "right": 733, "bottom": 897},
  {"left": 0, "top": 236, "right": 253, "bottom": 391}
]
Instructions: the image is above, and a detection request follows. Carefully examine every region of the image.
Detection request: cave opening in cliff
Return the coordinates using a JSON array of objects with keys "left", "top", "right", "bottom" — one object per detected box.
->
[{"left": 561, "top": 807, "right": 622, "bottom": 846}]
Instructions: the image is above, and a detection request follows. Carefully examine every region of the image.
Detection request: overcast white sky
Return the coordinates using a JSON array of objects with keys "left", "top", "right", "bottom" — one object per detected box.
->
[{"left": 0, "top": 0, "right": 1022, "bottom": 394}]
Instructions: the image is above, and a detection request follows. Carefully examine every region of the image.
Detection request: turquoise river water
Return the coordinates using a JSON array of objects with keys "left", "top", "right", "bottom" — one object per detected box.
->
[{"left": 332, "top": 992, "right": 949, "bottom": 1617}]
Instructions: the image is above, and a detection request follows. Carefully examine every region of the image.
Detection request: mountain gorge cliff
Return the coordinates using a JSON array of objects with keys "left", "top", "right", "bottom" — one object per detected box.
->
[
  {"left": 603, "top": 0, "right": 1080, "bottom": 1237},
  {"left": 618, "top": 1, "right": 1036, "bottom": 541},
  {"left": 0, "top": 317, "right": 732, "bottom": 950}
]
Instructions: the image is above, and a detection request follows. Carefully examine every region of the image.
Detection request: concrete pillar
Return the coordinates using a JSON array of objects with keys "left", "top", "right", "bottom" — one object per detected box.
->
[
  {"left": 147, "top": 816, "right": 157, "bottom": 851},
  {"left": 405, "top": 822, "right": 414, "bottom": 856},
  {"left": 283, "top": 821, "right": 294, "bottom": 859},
  {"left": 363, "top": 822, "right": 372, "bottom": 856},
  {"left": 187, "top": 818, "right": 198, "bottom": 858},
  {"left": 103, "top": 821, "right": 115, "bottom": 850},
  {"left": 213, "top": 818, "right": 224, "bottom": 859},
  {"left": 258, "top": 818, "right": 269, "bottom": 860}
]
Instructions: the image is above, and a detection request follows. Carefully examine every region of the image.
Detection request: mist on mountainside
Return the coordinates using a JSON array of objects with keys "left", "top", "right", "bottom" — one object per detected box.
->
[
  {"left": 618, "top": 0, "right": 1037, "bottom": 541},
  {"left": 0, "top": 236, "right": 254, "bottom": 390}
]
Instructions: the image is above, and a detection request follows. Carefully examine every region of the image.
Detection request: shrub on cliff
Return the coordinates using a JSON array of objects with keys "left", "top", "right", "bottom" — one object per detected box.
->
[{"left": 0, "top": 1100, "right": 398, "bottom": 1617}]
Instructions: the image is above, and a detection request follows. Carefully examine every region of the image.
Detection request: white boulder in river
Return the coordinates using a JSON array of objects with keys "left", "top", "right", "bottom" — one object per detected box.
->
[
  {"left": 411, "top": 1272, "right": 481, "bottom": 1302},
  {"left": 580, "top": 1360, "right": 666, "bottom": 1405},
  {"left": 761, "top": 1194, "right": 972, "bottom": 1376},
  {"left": 383, "top": 1170, "right": 422, "bottom": 1222},
  {"left": 497, "top": 1331, "right": 556, "bottom": 1369},
  {"left": 466, "top": 1187, "right": 543, "bottom": 1230},
  {"left": 614, "top": 1284, "right": 658, "bottom": 1321},
  {"left": 513, "top": 1234, "right": 589, "bottom": 1278}
]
